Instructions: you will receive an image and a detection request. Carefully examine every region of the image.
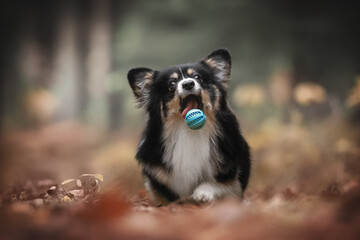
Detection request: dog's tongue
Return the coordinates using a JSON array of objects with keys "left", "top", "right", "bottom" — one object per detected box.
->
[{"left": 181, "top": 99, "right": 198, "bottom": 119}]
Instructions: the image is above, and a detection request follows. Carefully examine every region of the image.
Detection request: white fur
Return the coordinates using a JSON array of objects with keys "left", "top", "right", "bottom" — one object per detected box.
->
[
  {"left": 215, "top": 61, "right": 227, "bottom": 81},
  {"left": 191, "top": 182, "right": 216, "bottom": 202},
  {"left": 177, "top": 78, "right": 201, "bottom": 98},
  {"left": 162, "top": 120, "right": 214, "bottom": 197},
  {"left": 144, "top": 177, "right": 155, "bottom": 201},
  {"left": 191, "top": 181, "right": 242, "bottom": 202},
  {"left": 135, "top": 78, "right": 152, "bottom": 108}
]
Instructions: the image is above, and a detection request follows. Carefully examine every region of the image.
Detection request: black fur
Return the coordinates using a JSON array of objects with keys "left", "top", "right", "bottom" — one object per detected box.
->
[{"left": 143, "top": 169, "right": 179, "bottom": 201}]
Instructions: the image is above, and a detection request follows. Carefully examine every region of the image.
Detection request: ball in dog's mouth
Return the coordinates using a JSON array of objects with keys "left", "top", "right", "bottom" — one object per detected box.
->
[
  {"left": 180, "top": 95, "right": 203, "bottom": 119},
  {"left": 184, "top": 109, "right": 206, "bottom": 130}
]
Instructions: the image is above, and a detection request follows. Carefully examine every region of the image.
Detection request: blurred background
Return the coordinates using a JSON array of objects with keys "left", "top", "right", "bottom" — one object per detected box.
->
[{"left": 0, "top": 0, "right": 360, "bottom": 197}]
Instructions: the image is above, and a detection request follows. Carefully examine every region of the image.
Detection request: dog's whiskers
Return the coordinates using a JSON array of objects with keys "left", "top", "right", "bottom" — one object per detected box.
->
[{"left": 179, "top": 67, "right": 185, "bottom": 79}]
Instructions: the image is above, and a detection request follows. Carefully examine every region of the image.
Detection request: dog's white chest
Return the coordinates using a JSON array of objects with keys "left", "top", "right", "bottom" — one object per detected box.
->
[{"left": 163, "top": 122, "right": 213, "bottom": 197}]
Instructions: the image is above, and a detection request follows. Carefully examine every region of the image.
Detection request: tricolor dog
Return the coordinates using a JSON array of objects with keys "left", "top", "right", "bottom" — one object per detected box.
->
[{"left": 128, "top": 49, "right": 251, "bottom": 205}]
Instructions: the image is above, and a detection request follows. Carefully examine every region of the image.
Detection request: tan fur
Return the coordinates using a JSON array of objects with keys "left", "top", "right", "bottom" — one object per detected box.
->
[
  {"left": 144, "top": 176, "right": 171, "bottom": 206},
  {"left": 165, "top": 94, "right": 181, "bottom": 120},
  {"left": 187, "top": 68, "right": 194, "bottom": 76},
  {"left": 204, "top": 58, "right": 230, "bottom": 89},
  {"left": 204, "top": 58, "right": 218, "bottom": 68},
  {"left": 134, "top": 71, "right": 154, "bottom": 105},
  {"left": 201, "top": 90, "right": 216, "bottom": 129},
  {"left": 170, "top": 72, "right": 179, "bottom": 79},
  {"left": 213, "top": 88, "right": 221, "bottom": 111},
  {"left": 143, "top": 73, "right": 154, "bottom": 88},
  {"left": 151, "top": 166, "right": 171, "bottom": 184},
  {"left": 144, "top": 71, "right": 154, "bottom": 80}
]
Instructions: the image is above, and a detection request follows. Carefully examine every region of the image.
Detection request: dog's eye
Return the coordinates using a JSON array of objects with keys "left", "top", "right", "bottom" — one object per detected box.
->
[
  {"left": 193, "top": 74, "right": 202, "bottom": 83},
  {"left": 168, "top": 80, "right": 177, "bottom": 91}
]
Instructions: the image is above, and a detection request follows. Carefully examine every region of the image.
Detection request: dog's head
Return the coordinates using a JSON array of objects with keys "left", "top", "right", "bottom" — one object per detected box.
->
[{"left": 127, "top": 49, "right": 231, "bottom": 124}]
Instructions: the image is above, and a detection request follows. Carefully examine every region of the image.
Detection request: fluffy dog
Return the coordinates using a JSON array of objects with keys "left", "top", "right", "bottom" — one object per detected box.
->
[{"left": 127, "top": 49, "right": 250, "bottom": 205}]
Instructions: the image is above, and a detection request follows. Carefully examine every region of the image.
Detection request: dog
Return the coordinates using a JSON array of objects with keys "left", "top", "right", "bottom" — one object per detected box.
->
[{"left": 127, "top": 49, "right": 251, "bottom": 206}]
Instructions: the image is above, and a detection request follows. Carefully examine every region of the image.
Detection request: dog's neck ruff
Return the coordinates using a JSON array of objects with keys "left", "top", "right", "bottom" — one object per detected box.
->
[{"left": 162, "top": 119, "right": 216, "bottom": 197}]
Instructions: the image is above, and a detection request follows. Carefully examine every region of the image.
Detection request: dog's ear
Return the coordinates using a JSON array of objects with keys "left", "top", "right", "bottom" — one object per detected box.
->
[
  {"left": 202, "top": 49, "right": 231, "bottom": 88},
  {"left": 127, "top": 67, "right": 157, "bottom": 108}
]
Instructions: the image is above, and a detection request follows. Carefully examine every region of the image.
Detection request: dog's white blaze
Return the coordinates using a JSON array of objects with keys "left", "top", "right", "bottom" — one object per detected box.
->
[
  {"left": 177, "top": 78, "right": 201, "bottom": 97},
  {"left": 163, "top": 120, "right": 214, "bottom": 197}
]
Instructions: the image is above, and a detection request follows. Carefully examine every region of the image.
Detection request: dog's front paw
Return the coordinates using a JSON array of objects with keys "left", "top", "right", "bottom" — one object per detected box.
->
[{"left": 191, "top": 183, "right": 216, "bottom": 203}]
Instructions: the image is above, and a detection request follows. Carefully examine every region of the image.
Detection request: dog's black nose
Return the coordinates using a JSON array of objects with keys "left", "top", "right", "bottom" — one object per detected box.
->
[{"left": 182, "top": 80, "right": 195, "bottom": 91}]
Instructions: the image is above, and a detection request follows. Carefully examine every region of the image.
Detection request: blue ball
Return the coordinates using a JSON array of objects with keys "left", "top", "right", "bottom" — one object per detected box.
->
[{"left": 185, "top": 109, "right": 206, "bottom": 130}]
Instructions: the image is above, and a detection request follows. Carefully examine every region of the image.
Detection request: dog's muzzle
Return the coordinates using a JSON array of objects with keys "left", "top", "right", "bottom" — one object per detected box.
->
[
  {"left": 177, "top": 78, "right": 203, "bottom": 118},
  {"left": 177, "top": 78, "right": 201, "bottom": 98}
]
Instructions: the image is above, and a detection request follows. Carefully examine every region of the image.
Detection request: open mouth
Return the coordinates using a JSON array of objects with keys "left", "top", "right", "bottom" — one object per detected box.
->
[{"left": 180, "top": 95, "right": 203, "bottom": 119}]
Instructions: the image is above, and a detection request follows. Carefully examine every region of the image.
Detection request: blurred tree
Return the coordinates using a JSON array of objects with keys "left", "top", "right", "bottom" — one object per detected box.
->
[
  {"left": 0, "top": 0, "right": 130, "bottom": 132},
  {"left": 0, "top": 0, "right": 360, "bottom": 132}
]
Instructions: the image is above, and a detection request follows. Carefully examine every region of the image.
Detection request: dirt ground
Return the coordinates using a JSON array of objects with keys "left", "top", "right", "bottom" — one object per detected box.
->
[{"left": 0, "top": 119, "right": 360, "bottom": 240}]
